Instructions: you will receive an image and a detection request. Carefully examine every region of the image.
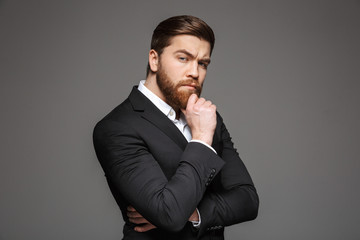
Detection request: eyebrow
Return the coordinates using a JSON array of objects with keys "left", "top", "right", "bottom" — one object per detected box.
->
[{"left": 174, "top": 49, "right": 211, "bottom": 64}]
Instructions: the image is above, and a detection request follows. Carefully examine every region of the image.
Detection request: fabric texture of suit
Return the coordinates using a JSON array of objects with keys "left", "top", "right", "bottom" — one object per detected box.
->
[{"left": 93, "top": 86, "right": 259, "bottom": 240}]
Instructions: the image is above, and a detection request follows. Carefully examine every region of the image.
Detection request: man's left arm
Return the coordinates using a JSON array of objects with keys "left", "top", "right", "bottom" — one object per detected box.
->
[{"left": 196, "top": 114, "right": 259, "bottom": 236}]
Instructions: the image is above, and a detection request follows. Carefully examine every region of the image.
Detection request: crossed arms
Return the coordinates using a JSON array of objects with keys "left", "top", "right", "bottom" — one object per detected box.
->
[{"left": 93, "top": 94, "right": 259, "bottom": 236}]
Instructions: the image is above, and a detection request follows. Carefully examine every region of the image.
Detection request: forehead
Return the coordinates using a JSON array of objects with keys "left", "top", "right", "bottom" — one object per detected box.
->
[{"left": 165, "top": 35, "right": 211, "bottom": 58}]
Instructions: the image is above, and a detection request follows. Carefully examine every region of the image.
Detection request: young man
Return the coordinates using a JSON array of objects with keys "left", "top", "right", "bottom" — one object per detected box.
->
[{"left": 93, "top": 15, "right": 259, "bottom": 240}]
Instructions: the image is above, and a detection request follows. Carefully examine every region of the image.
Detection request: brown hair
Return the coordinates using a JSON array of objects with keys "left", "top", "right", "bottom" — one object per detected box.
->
[{"left": 146, "top": 15, "right": 215, "bottom": 76}]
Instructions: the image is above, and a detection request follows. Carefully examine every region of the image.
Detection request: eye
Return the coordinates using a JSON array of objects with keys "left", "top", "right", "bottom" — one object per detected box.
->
[
  {"left": 199, "top": 61, "right": 208, "bottom": 69},
  {"left": 179, "top": 56, "right": 188, "bottom": 62}
]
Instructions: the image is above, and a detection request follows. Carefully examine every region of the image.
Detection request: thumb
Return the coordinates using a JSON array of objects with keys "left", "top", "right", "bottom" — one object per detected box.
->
[
  {"left": 181, "top": 94, "right": 198, "bottom": 115},
  {"left": 186, "top": 94, "right": 198, "bottom": 110}
]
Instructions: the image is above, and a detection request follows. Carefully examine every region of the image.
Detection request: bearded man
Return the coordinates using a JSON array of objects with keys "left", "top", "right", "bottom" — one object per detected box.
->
[{"left": 93, "top": 15, "right": 259, "bottom": 240}]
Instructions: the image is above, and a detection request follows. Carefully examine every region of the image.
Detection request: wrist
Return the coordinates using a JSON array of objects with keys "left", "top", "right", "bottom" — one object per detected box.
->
[{"left": 191, "top": 134, "right": 213, "bottom": 146}]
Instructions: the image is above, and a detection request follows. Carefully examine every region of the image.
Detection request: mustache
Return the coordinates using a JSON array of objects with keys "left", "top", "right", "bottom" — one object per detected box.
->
[{"left": 177, "top": 79, "right": 201, "bottom": 90}]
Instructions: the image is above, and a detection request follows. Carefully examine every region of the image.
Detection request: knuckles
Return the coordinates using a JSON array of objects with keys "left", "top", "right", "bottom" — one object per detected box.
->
[
  {"left": 193, "top": 106, "right": 215, "bottom": 113},
  {"left": 186, "top": 97, "right": 217, "bottom": 116}
]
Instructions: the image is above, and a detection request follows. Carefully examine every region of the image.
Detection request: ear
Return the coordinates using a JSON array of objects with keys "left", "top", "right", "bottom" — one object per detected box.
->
[{"left": 148, "top": 49, "right": 159, "bottom": 72}]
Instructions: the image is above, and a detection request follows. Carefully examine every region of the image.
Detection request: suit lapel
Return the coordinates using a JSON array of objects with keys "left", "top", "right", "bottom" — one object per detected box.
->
[{"left": 129, "top": 86, "right": 188, "bottom": 150}]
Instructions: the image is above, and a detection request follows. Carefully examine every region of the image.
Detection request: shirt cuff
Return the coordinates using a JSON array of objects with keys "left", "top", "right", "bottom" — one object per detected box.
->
[
  {"left": 190, "top": 140, "right": 217, "bottom": 154},
  {"left": 190, "top": 208, "right": 201, "bottom": 228}
]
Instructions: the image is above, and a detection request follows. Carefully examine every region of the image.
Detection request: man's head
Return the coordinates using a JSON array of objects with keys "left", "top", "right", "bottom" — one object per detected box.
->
[
  {"left": 146, "top": 15, "right": 215, "bottom": 76},
  {"left": 146, "top": 15, "right": 215, "bottom": 111}
]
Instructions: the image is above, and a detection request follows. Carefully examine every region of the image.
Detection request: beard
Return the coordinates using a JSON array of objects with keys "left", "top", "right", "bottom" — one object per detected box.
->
[{"left": 156, "top": 66, "right": 202, "bottom": 110}]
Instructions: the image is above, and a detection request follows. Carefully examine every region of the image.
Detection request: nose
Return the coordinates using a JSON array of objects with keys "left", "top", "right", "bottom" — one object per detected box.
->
[{"left": 186, "top": 61, "right": 199, "bottom": 80}]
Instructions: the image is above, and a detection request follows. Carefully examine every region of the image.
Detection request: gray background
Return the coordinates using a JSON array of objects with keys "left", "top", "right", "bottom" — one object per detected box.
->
[{"left": 1, "top": 0, "right": 359, "bottom": 239}]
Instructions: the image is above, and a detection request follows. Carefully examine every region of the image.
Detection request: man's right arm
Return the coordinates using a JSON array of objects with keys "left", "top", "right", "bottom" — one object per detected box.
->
[{"left": 93, "top": 120, "right": 223, "bottom": 232}]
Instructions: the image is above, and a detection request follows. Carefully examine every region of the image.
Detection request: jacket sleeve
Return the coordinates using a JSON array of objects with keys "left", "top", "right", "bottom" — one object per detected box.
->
[
  {"left": 196, "top": 117, "right": 259, "bottom": 237},
  {"left": 93, "top": 119, "right": 225, "bottom": 232}
]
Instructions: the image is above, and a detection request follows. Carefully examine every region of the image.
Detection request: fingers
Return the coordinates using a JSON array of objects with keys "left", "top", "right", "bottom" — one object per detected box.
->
[
  {"left": 127, "top": 210, "right": 142, "bottom": 218},
  {"left": 188, "top": 209, "right": 199, "bottom": 222},
  {"left": 193, "top": 98, "right": 215, "bottom": 114},
  {"left": 127, "top": 206, "right": 136, "bottom": 212},
  {"left": 194, "top": 98, "right": 211, "bottom": 108},
  {"left": 202, "top": 100, "right": 212, "bottom": 107},
  {"left": 127, "top": 206, "right": 147, "bottom": 223},
  {"left": 134, "top": 223, "right": 157, "bottom": 232},
  {"left": 129, "top": 216, "right": 149, "bottom": 224},
  {"left": 192, "top": 98, "right": 205, "bottom": 112},
  {"left": 186, "top": 95, "right": 213, "bottom": 111},
  {"left": 127, "top": 206, "right": 157, "bottom": 232},
  {"left": 127, "top": 205, "right": 155, "bottom": 231}
]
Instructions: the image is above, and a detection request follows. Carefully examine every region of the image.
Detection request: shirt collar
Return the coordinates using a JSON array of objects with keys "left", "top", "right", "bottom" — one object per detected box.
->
[{"left": 138, "top": 80, "right": 185, "bottom": 122}]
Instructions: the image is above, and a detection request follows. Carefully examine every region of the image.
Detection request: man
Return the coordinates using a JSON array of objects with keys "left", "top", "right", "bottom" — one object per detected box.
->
[{"left": 93, "top": 15, "right": 259, "bottom": 240}]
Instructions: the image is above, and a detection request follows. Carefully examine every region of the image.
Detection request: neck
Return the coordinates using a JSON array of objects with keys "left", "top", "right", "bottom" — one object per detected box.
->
[
  {"left": 144, "top": 74, "right": 164, "bottom": 101},
  {"left": 144, "top": 74, "right": 181, "bottom": 119}
]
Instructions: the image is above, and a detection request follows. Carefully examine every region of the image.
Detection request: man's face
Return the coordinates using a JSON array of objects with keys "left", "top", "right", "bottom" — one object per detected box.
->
[{"left": 155, "top": 35, "right": 211, "bottom": 110}]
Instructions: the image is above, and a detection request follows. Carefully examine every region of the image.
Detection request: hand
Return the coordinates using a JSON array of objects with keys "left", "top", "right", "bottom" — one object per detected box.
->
[
  {"left": 127, "top": 206, "right": 199, "bottom": 232},
  {"left": 182, "top": 94, "right": 217, "bottom": 146},
  {"left": 189, "top": 209, "right": 199, "bottom": 222},
  {"left": 127, "top": 206, "right": 157, "bottom": 232}
]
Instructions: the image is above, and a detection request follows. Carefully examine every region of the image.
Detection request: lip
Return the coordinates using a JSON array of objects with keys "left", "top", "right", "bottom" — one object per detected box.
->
[
  {"left": 181, "top": 86, "right": 196, "bottom": 91},
  {"left": 181, "top": 84, "right": 197, "bottom": 89}
]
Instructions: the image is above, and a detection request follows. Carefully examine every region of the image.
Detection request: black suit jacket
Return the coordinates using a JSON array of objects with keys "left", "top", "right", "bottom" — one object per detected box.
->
[{"left": 93, "top": 86, "right": 259, "bottom": 240}]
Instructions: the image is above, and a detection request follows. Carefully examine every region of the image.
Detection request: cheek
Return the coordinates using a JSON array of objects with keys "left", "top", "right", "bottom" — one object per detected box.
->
[
  {"left": 199, "top": 70, "right": 207, "bottom": 83},
  {"left": 164, "top": 61, "right": 181, "bottom": 73},
  {"left": 168, "top": 64, "right": 186, "bottom": 78}
]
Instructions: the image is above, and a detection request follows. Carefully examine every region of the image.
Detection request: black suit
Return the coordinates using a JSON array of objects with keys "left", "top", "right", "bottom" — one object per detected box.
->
[{"left": 93, "top": 86, "right": 259, "bottom": 239}]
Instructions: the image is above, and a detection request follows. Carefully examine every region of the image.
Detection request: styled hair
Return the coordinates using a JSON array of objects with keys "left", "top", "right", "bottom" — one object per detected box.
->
[{"left": 146, "top": 15, "right": 215, "bottom": 76}]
